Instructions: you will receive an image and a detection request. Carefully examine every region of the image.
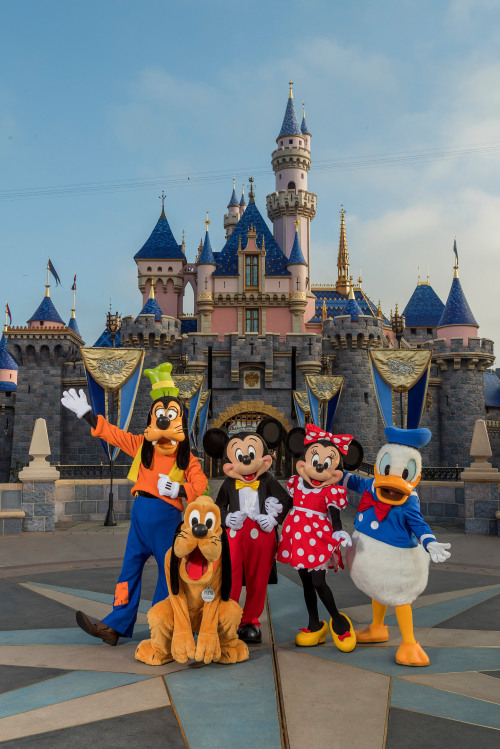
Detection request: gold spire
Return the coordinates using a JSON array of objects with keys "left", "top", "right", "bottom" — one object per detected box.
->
[
  {"left": 377, "top": 299, "right": 383, "bottom": 320},
  {"left": 294, "top": 211, "right": 300, "bottom": 231},
  {"left": 71, "top": 285, "right": 76, "bottom": 319},
  {"left": 248, "top": 177, "right": 255, "bottom": 203},
  {"left": 205, "top": 211, "right": 210, "bottom": 232},
  {"left": 289, "top": 80, "right": 293, "bottom": 98},
  {"left": 181, "top": 229, "right": 185, "bottom": 254},
  {"left": 159, "top": 190, "right": 166, "bottom": 219},
  {"left": 321, "top": 299, "right": 327, "bottom": 322},
  {"left": 335, "top": 205, "right": 350, "bottom": 295},
  {"left": 348, "top": 279, "right": 355, "bottom": 300},
  {"left": 358, "top": 266, "right": 363, "bottom": 287},
  {"left": 302, "top": 100, "right": 305, "bottom": 118},
  {"left": 149, "top": 276, "right": 155, "bottom": 300},
  {"left": 45, "top": 259, "right": 50, "bottom": 298},
  {"left": 4, "top": 301, "right": 8, "bottom": 332},
  {"left": 241, "top": 183, "right": 245, "bottom": 199}
]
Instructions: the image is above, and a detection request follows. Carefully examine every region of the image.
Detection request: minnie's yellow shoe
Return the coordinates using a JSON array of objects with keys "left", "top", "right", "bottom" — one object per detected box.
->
[
  {"left": 295, "top": 621, "right": 329, "bottom": 647},
  {"left": 330, "top": 613, "right": 356, "bottom": 653}
]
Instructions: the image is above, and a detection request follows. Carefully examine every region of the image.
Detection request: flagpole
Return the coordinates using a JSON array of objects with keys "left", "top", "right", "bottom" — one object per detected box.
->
[
  {"left": 4, "top": 302, "right": 7, "bottom": 333},
  {"left": 46, "top": 259, "right": 50, "bottom": 297}
]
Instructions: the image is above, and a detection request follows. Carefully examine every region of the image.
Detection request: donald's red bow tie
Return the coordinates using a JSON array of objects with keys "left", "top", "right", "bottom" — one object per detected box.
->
[{"left": 304, "top": 424, "right": 353, "bottom": 455}]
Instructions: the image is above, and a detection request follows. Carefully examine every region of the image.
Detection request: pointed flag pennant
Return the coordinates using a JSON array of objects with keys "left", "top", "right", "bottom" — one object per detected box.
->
[
  {"left": 48, "top": 259, "right": 61, "bottom": 286},
  {"left": 5, "top": 302, "right": 12, "bottom": 326},
  {"left": 71, "top": 274, "right": 76, "bottom": 291}
]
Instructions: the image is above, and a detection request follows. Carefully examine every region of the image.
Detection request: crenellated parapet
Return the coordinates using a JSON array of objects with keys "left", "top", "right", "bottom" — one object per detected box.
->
[
  {"left": 266, "top": 189, "right": 317, "bottom": 222},
  {"left": 433, "top": 337, "right": 494, "bottom": 371},
  {"left": 323, "top": 315, "right": 384, "bottom": 350},
  {"left": 120, "top": 314, "right": 181, "bottom": 349}
]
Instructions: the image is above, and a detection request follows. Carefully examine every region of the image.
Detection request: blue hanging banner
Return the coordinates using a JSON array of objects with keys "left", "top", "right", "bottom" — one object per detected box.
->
[
  {"left": 305, "top": 376, "right": 345, "bottom": 430},
  {"left": 81, "top": 348, "right": 145, "bottom": 461},
  {"left": 369, "top": 349, "right": 432, "bottom": 428},
  {"left": 324, "top": 390, "right": 342, "bottom": 433},
  {"left": 293, "top": 391, "right": 309, "bottom": 428},
  {"left": 196, "top": 391, "right": 211, "bottom": 449}
]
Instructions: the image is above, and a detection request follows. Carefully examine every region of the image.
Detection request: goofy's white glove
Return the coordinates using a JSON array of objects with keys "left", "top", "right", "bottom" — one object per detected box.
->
[
  {"left": 225, "top": 511, "right": 246, "bottom": 531},
  {"left": 332, "top": 530, "right": 352, "bottom": 548},
  {"left": 61, "top": 388, "right": 92, "bottom": 419},
  {"left": 157, "top": 474, "right": 180, "bottom": 499},
  {"left": 255, "top": 513, "right": 278, "bottom": 533},
  {"left": 265, "top": 496, "right": 283, "bottom": 517},
  {"left": 427, "top": 541, "right": 451, "bottom": 563}
]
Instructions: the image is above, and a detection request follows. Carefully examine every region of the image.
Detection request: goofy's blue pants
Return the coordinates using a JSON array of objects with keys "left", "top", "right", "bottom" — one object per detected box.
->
[{"left": 102, "top": 495, "right": 181, "bottom": 638}]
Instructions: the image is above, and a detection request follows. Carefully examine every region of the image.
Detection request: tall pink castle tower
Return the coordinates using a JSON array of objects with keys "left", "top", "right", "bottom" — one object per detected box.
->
[{"left": 266, "top": 82, "right": 317, "bottom": 278}]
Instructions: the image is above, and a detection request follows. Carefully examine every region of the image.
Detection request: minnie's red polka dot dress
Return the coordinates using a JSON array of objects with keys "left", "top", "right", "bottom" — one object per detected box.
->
[{"left": 277, "top": 475, "right": 348, "bottom": 571}]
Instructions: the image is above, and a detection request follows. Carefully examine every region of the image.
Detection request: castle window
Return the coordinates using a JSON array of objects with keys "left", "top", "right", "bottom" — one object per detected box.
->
[
  {"left": 245, "top": 255, "right": 259, "bottom": 288},
  {"left": 301, "top": 173, "right": 304, "bottom": 179},
  {"left": 299, "top": 140, "right": 303, "bottom": 146},
  {"left": 411, "top": 328, "right": 417, "bottom": 335},
  {"left": 157, "top": 266, "right": 162, "bottom": 272},
  {"left": 427, "top": 328, "right": 432, "bottom": 334},
  {"left": 289, "top": 139, "right": 293, "bottom": 144},
  {"left": 288, "top": 181, "right": 296, "bottom": 190},
  {"left": 245, "top": 308, "right": 259, "bottom": 333},
  {"left": 280, "top": 140, "right": 283, "bottom": 146},
  {"left": 147, "top": 266, "right": 152, "bottom": 272},
  {"left": 168, "top": 266, "right": 173, "bottom": 272},
  {"left": 279, "top": 174, "right": 282, "bottom": 179}
]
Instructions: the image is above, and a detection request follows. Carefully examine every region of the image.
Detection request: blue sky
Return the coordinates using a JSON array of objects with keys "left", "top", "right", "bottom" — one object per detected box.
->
[{"left": 2, "top": 0, "right": 500, "bottom": 343}]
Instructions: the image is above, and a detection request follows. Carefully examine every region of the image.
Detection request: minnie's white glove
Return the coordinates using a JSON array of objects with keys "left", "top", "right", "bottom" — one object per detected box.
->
[
  {"left": 61, "top": 388, "right": 92, "bottom": 419},
  {"left": 157, "top": 474, "right": 180, "bottom": 499},
  {"left": 332, "top": 530, "right": 352, "bottom": 548},
  {"left": 427, "top": 541, "right": 451, "bottom": 563},
  {"left": 265, "top": 496, "right": 283, "bottom": 517},
  {"left": 255, "top": 513, "right": 278, "bottom": 533},
  {"left": 226, "top": 511, "right": 246, "bottom": 530}
]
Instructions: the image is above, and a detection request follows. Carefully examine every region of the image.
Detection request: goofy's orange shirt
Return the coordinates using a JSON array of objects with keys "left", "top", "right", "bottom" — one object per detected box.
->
[{"left": 92, "top": 415, "right": 208, "bottom": 511}]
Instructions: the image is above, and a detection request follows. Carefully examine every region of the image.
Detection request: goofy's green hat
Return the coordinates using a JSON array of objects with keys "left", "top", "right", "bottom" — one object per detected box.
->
[{"left": 143, "top": 362, "right": 179, "bottom": 400}]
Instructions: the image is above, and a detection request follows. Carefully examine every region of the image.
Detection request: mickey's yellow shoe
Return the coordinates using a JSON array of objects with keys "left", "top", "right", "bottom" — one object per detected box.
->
[
  {"left": 295, "top": 621, "right": 329, "bottom": 647},
  {"left": 330, "top": 613, "right": 356, "bottom": 653}
]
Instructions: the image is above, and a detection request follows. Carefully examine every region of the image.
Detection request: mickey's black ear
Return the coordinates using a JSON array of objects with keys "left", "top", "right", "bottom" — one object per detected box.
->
[
  {"left": 169, "top": 521, "right": 184, "bottom": 596},
  {"left": 257, "top": 417, "right": 284, "bottom": 449},
  {"left": 343, "top": 439, "right": 364, "bottom": 471},
  {"left": 203, "top": 429, "right": 228, "bottom": 460},
  {"left": 286, "top": 427, "right": 306, "bottom": 457},
  {"left": 220, "top": 528, "right": 232, "bottom": 602}
]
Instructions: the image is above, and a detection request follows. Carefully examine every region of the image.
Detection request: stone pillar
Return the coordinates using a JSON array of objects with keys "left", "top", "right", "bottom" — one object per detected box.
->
[
  {"left": 19, "top": 418, "right": 60, "bottom": 532},
  {"left": 461, "top": 419, "right": 500, "bottom": 535}
]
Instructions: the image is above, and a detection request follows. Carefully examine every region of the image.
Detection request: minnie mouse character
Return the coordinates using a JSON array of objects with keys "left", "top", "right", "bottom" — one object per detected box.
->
[
  {"left": 203, "top": 418, "right": 292, "bottom": 644},
  {"left": 278, "top": 424, "right": 363, "bottom": 651}
]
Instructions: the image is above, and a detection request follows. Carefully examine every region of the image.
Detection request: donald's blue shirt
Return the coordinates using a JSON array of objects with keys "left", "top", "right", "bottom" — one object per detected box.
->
[{"left": 342, "top": 473, "right": 436, "bottom": 551}]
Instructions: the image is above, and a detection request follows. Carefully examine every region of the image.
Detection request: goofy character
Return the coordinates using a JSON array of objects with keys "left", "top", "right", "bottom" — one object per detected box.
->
[
  {"left": 61, "top": 362, "right": 207, "bottom": 645},
  {"left": 203, "top": 419, "right": 292, "bottom": 644}
]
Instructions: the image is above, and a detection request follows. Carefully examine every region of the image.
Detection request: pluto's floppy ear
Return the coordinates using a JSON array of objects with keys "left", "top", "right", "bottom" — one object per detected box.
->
[
  {"left": 203, "top": 428, "right": 229, "bottom": 460},
  {"left": 220, "top": 528, "right": 232, "bottom": 602},
  {"left": 257, "top": 417, "right": 284, "bottom": 449},
  {"left": 286, "top": 427, "right": 306, "bottom": 457},
  {"left": 169, "top": 521, "right": 184, "bottom": 596},
  {"left": 343, "top": 439, "right": 364, "bottom": 472}
]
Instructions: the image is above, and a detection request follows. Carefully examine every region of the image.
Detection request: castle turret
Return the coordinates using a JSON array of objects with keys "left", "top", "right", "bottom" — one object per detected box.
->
[
  {"left": 403, "top": 270, "right": 444, "bottom": 345},
  {"left": 136, "top": 276, "right": 163, "bottom": 322},
  {"left": 0, "top": 333, "right": 18, "bottom": 392},
  {"left": 436, "top": 240, "right": 478, "bottom": 345},
  {"left": 27, "top": 262, "right": 65, "bottom": 329},
  {"left": 287, "top": 217, "right": 308, "bottom": 333},
  {"left": 134, "top": 194, "right": 185, "bottom": 319},
  {"left": 239, "top": 184, "right": 246, "bottom": 218},
  {"left": 340, "top": 285, "right": 363, "bottom": 322},
  {"left": 196, "top": 215, "right": 217, "bottom": 334},
  {"left": 68, "top": 276, "right": 81, "bottom": 337},
  {"left": 267, "top": 82, "right": 317, "bottom": 270},
  {"left": 224, "top": 180, "right": 240, "bottom": 239}
]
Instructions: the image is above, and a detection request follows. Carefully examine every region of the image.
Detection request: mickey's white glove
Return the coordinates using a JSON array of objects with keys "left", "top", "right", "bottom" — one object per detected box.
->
[
  {"left": 157, "top": 474, "right": 180, "bottom": 499},
  {"left": 332, "top": 530, "right": 352, "bottom": 548},
  {"left": 61, "top": 388, "right": 92, "bottom": 419},
  {"left": 265, "top": 496, "right": 283, "bottom": 517},
  {"left": 255, "top": 513, "right": 278, "bottom": 533},
  {"left": 225, "top": 511, "right": 246, "bottom": 530},
  {"left": 427, "top": 541, "right": 451, "bottom": 563}
]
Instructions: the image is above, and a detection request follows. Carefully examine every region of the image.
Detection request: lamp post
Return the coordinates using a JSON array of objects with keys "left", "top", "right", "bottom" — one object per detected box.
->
[
  {"left": 390, "top": 304, "right": 406, "bottom": 429},
  {"left": 104, "top": 310, "right": 121, "bottom": 527}
]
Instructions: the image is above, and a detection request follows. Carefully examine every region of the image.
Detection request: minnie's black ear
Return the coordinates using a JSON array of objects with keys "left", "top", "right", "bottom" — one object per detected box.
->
[
  {"left": 286, "top": 427, "right": 306, "bottom": 457},
  {"left": 168, "top": 521, "right": 184, "bottom": 596},
  {"left": 257, "top": 417, "right": 284, "bottom": 449},
  {"left": 343, "top": 439, "right": 364, "bottom": 471},
  {"left": 203, "top": 429, "right": 228, "bottom": 460},
  {"left": 220, "top": 528, "right": 232, "bottom": 602}
]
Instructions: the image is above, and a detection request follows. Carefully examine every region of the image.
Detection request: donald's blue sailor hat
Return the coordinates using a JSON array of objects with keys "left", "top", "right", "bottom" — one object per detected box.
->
[{"left": 384, "top": 426, "right": 431, "bottom": 449}]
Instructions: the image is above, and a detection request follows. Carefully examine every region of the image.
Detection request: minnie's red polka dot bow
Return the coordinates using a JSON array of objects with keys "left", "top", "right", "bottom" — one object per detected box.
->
[{"left": 304, "top": 424, "right": 353, "bottom": 455}]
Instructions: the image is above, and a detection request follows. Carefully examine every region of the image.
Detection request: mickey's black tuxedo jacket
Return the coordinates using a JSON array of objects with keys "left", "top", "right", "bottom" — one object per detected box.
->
[{"left": 215, "top": 472, "right": 292, "bottom": 526}]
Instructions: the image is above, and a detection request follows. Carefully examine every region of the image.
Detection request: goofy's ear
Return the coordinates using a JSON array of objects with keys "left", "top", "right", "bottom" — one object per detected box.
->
[
  {"left": 141, "top": 439, "right": 154, "bottom": 470},
  {"left": 203, "top": 429, "right": 228, "bottom": 460},
  {"left": 169, "top": 521, "right": 184, "bottom": 596},
  {"left": 286, "top": 427, "right": 306, "bottom": 457},
  {"left": 220, "top": 528, "right": 232, "bottom": 602},
  {"left": 343, "top": 439, "right": 364, "bottom": 472},
  {"left": 257, "top": 417, "right": 284, "bottom": 450}
]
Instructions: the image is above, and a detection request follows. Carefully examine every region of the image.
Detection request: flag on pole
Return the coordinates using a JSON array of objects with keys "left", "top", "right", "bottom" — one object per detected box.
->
[
  {"left": 453, "top": 237, "right": 459, "bottom": 266},
  {"left": 71, "top": 274, "right": 77, "bottom": 291},
  {"left": 48, "top": 259, "right": 61, "bottom": 286},
  {"left": 5, "top": 302, "right": 12, "bottom": 326}
]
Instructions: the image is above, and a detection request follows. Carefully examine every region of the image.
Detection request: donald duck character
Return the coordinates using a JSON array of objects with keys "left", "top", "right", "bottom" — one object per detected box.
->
[{"left": 344, "top": 426, "right": 451, "bottom": 666}]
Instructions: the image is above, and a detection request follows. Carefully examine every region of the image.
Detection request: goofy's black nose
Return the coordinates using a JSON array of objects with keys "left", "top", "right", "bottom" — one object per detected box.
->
[
  {"left": 192, "top": 523, "right": 208, "bottom": 539},
  {"left": 156, "top": 415, "right": 170, "bottom": 430}
]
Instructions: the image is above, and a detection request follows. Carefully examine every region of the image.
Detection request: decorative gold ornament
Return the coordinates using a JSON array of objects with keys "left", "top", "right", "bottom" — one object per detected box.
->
[
  {"left": 305, "top": 375, "right": 344, "bottom": 402},
  {"left": 244, "top": 371, "right": 260, "bottom": 388},
  {"left": 369, "top": 350, "right": 432, "bottom": 393},
  {"left": 80, "top": 348, "right": 145, "bottom": 392}
]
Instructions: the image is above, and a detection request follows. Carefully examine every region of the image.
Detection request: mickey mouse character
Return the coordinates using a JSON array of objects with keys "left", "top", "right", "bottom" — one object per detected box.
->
[
  {"left": 61, "top": 362, "right": 207, "bottom": 646},
  {"left": 203, "top": 418, "right": 292, "bottom": 644},
  {"left": 278, "top": 424, "right": 364, "bottom": 652}
]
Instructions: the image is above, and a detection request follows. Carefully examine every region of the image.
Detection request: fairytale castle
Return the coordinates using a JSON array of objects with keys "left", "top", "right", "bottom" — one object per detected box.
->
[{"left": 1, "top": 83, "right": 499, "bottom": 485}]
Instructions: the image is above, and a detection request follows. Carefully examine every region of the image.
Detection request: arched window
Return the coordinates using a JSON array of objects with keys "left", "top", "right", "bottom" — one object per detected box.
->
[
  {"left": 288, "top": 181, "right": 296, "bottom": 190},
  {"left": 157, "top": 266, "right": 162, "bottom": 272},
  {"left": 168, "top": 266, "right": 173, "bottom": 272},
  {"left": 147, "top": 266, "right": 152, "bottom": 271}
]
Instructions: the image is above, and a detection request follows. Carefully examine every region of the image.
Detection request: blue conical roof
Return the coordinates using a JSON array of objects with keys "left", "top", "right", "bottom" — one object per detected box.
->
[
  {"left": 228, "top": 186, "right": 239, "bottom": 207},
  {"left": 340, "top": 295, "right": 363, "bottom": 322},
  {"left": 93, "top": 329, "right": 122, "bottom": 347},
  {"left": 198, "top": 230, "right": 216, "bottom": 265},
  {"left": 0, "top": 334, "right": 18, "bottom": 371},
  {"left": 403, "top": 283, "right": 444, "bottom": 327},
  {"left": 287, "top": 230, "right": 307, "bottom": 266},
  {"left": 301, "top": 114, "right": 310, "bottom": 135},
  {"left": 240, "top": 190, "right": 246, "bottom": 206},
  {"left": 438, "top": 276, "right": 477, "bottom": 327},
  {"left": 68, "top": 317, "right": 81, "bottom": 336},
  {"left": 213, "top": 200, "right": 290, "bottom": 277},
  {"left": 134, "top": 212, "right": 183, "bottom": 260},
  {"left": 27, "top": 296, "right": 65, "bottom": 325},
  {"left": 136, "top": 297, "right": 163, "bottom": 322},
  {"left": 278, "top": 94, "right": 301, "bottom": 138}
]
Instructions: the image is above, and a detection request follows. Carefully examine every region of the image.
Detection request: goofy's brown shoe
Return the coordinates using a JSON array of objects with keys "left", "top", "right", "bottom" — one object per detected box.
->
[{"left": 76, "top": 611, "right": 119, "bottom": 646}]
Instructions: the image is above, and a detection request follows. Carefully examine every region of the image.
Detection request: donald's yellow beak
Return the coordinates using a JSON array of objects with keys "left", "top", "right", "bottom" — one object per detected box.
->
[{"left": 373, "top": 467, "right": 421, "bottom": 505}]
